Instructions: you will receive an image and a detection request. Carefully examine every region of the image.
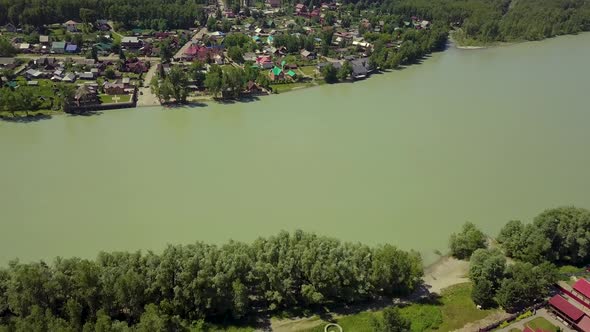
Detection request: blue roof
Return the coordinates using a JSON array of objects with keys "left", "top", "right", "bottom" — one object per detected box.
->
[{"left": 66, "top": 44, "right": 78, "bottom": 51}]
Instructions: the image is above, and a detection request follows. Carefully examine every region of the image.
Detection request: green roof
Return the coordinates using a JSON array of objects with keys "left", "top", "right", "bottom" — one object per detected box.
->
[
  {"left": 286, "top": 70, "right": 296, "bottom": 77},
  {"left": 52, "top": 41, "right": 66, "bottom": 49},
  {"left": 272, "top": 66, "right": 282, "bottom": 76}
]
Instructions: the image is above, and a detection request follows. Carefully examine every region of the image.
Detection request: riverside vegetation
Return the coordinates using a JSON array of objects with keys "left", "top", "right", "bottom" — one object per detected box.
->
[
  {"left": 1, "top": 207, "right": 588, "bottom": 331},
  {"left": 2, "top": 0, "right": 590, "bottom": 112},
  {"left": 450, "top": 206, "right": 590, "bottom": 313},
  {"left": 0, "top": 231, "right": 423, "bottom": 331}
]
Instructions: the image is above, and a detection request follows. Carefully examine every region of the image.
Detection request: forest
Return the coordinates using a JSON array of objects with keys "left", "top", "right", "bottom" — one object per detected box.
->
[
  {"left": 1, "top": 0, "right": 589, "bottom": 43},
  {"left": 0, "top": 231, "right": 423, "bottom": 331}
]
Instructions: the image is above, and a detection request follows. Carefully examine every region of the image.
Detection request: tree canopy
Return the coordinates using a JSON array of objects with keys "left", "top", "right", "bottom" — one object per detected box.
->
[
  {"left": 0, "top": 231, "right": 423, "bottom": 329},
  {"left": 449, "top": 222, "right": 486, "bottom": 259}
]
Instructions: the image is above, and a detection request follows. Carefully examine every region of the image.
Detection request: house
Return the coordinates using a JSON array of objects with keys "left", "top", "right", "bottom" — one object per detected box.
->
[
  {"left": 286, "top": 70, "right": 296, "bottom": 79},
  {"left": 25, "top": 69, "right": 44, "bottom": 79},
  {"left": 62, "top": 73, "right": 76, "bottom": 83},
  {"left": 245, "top": 81, "right": 263, "bottom": 95},
  {"left": 124, "top": 59, "right": 150, "bottom": 73},
  {"left": 573, "top": 279, "right": 590, "bottom": 304},
  {"left": 295, "top": 3, "right": 308, "bottom": 15},
  {"left": 213, "top": 54, "right": 224, "bottom": 65},
  {"left": 19, "top": 43, "right": 31, "bottom": 52},
  {"left": 103, "top": 82, "right": 126, "bottom": 95},
  {"left": 73, "top": 85, "right": 99, "bottom": 107},
  {"left": 3, "top": 23, "right": 17, "bottom": 33},
  {"left": 0, "top": 58, "right": 16, "bottom": 70},
  {"left": 121, "top": 36, "right": 142, "bottom": 49},
  {"left": 77, "top": 72, "right": 95, "bottom": 80},
  {"left": 121, "top": 77, "right": 131, "bottom": 87},
  {"left": 548, "top": 295, "right": 584, "bottom": 324},
  {"left": 65, "top": 44, "right": 78, "bottom": 53},
  {"left": 64, "top": 20, "right": 80, "bottom": 32},
  {"left": 39, "top": 35, "right": 50, "bottom": 44},
  {"left": 350, "top": 57, "right": 371, "bottom": 79},
  {"left": 27, "top": 81, "right": 39, "bottom": 86},
  {"left": 267, "top": 35, "right": 274, "bottom": 45},
  {"left": 300, "top": 49, "right": 316, "bottom": 60},
  {"left": 256, "top": 56, "right": 274, "bottom": 69},
  {"left": 269, "top": 66, "right": 284, "bottom": 81},
  {"left": 243, "top": 52, "right": 257, "bottom": 62},
  {"left": 51, "top": 42, "right": 67, "bottom": 54},
  {"left": 267, "top": 0, "right": 280, "bottom": 7}
]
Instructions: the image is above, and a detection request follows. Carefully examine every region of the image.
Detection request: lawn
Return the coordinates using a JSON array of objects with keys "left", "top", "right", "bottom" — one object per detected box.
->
[
  {"left": 100, "top": 94, "right": 131, "bottom": 104},
  {"left": 295, "top": 283, "right": 498, "bottom": 332},
  {"left": 270, "top": 81, "right": 315, "bottom": 93},
  {"left": 299, "top": 66, "right": 317, "bottom": 77},
  {"left": 526, "top": 317, "right": 559, "bottom": 332}
]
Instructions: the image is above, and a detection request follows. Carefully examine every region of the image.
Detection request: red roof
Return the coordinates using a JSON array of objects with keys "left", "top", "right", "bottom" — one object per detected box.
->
[
  {"left": 574, "top": 279, "right": 590, "bottom": 300},
  {"left": 579, "top": 316, "right": 590, "bottom": 332},
  {"left": 523, "top": 327, "right": 534, "bottom": 332},
  {"left": 549, "top": 295, "right": 585, "bottom": 321}
]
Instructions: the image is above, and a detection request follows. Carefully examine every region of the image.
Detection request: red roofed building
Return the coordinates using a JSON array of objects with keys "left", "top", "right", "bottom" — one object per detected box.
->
[
  {"left": 549, "top": 295, "right": 585, "bottom": 323},
  {"left": 578, "top": 315, "right": 590, "bottom": 332},
  {"left": 523, "top": 327, "right": 534, "bottom": 332},
  {"left": 574, "top": 279, "right": 590, "bottom": 303}
]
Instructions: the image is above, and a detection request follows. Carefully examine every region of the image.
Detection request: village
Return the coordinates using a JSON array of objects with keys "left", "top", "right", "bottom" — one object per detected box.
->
[{"left": 0, "top": 0, "right": 435, "bottom": 115}]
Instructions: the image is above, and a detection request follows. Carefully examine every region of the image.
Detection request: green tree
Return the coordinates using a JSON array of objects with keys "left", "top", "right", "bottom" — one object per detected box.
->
[
  {"left": 159, "top": 40, "right": 173, "bottom": 63},
  {"left": 0, "top": 37, "right": 17, "bottom": 57},
  {"left": 449, "top": 222, "right": 486, "bottom": 259},
  {"left": 105, "top": 68, "right": 116, "bottom": 80},
  {"left": 321, "top": 64, "right": 338, "bottom": 84},
  {"left": 337, "top": 61, "right": 353, "bottom": 81},
  {"left": 228, "top": 46, "right": 244, "bottom": 63},
  {"left": 205, "top": 65, "right": 223, "bottom": 98},
  {"left": 371, "top": 307, "right": 411, "bottom": 332},
  {"left": 189, "top": 61, "right": 206, "bottom": 86}
]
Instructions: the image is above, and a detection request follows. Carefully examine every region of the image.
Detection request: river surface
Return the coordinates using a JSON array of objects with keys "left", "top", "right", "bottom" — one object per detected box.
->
[{"left": 2, "top": 34, "right": 590, "bottom": 265}]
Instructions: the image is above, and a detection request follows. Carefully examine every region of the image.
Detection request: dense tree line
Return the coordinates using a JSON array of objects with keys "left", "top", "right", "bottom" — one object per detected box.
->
[
  {"left": 0, "top": 231, "right": 423, "bottom": 330},
  {"left": 469, "top": 248, "right": 557, "bottom": 312},
  {"left": 498, "top": 206, "right": 590, "bottom": 265},
  {"left": 0, "top": 0, "right": 208, "bottom": 29}
]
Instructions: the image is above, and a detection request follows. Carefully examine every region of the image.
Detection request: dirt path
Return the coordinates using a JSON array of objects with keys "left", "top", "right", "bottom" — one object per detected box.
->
[{"left": 136, "top": 63, "right": 160, "bottom": 107}]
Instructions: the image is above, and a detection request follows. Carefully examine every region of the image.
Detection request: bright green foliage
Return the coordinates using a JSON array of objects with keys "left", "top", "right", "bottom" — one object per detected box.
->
[
  {"left": 371, "top": 307, "right": 411, "bottom": 332},
  {"left": 449, "top": 222, "right": 486, "bottom": 259},
  {"left": 468, "top": 248, "right": 506, "bottom": 308},
  {"left": 0, "top": 231, "right": 423, "bottom": 329},
  {"left": 498, "top": 207, "right": 590, "bottom": 264},
  {"left": 495, "top": 262, "right": 557, "bottom": 312}
]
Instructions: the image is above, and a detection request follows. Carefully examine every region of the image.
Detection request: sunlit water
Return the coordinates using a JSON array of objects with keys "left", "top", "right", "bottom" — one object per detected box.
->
[{"left": 1, "top": 33, "right": 590, "bottom": 265}]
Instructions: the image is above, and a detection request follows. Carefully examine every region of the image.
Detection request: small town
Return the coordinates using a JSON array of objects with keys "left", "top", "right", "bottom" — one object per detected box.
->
[{"left": 0, "top": 0, "right": 444, "bottom": 117}]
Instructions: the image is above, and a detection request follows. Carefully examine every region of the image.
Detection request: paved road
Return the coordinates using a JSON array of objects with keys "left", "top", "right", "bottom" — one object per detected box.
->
[{"left": 136, "top": 62, "right": 160, "bottom": 107}]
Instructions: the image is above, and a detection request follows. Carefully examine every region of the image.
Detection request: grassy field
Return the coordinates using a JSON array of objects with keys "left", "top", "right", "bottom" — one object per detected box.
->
[
  {"left": 526, "top": 317, "right": 558, "bottom": 332},
  {"left": 270, "top": 81, "right": 315, "bottom": 93},
  {"left": 299, "top": 66, "right": 317, "bottom": 77},
  {"left": 294, "top": 283, "right": 498, "bottom": 332},
  {"left": 100, "top": 94, "right": 131, "bottom": 104}
]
